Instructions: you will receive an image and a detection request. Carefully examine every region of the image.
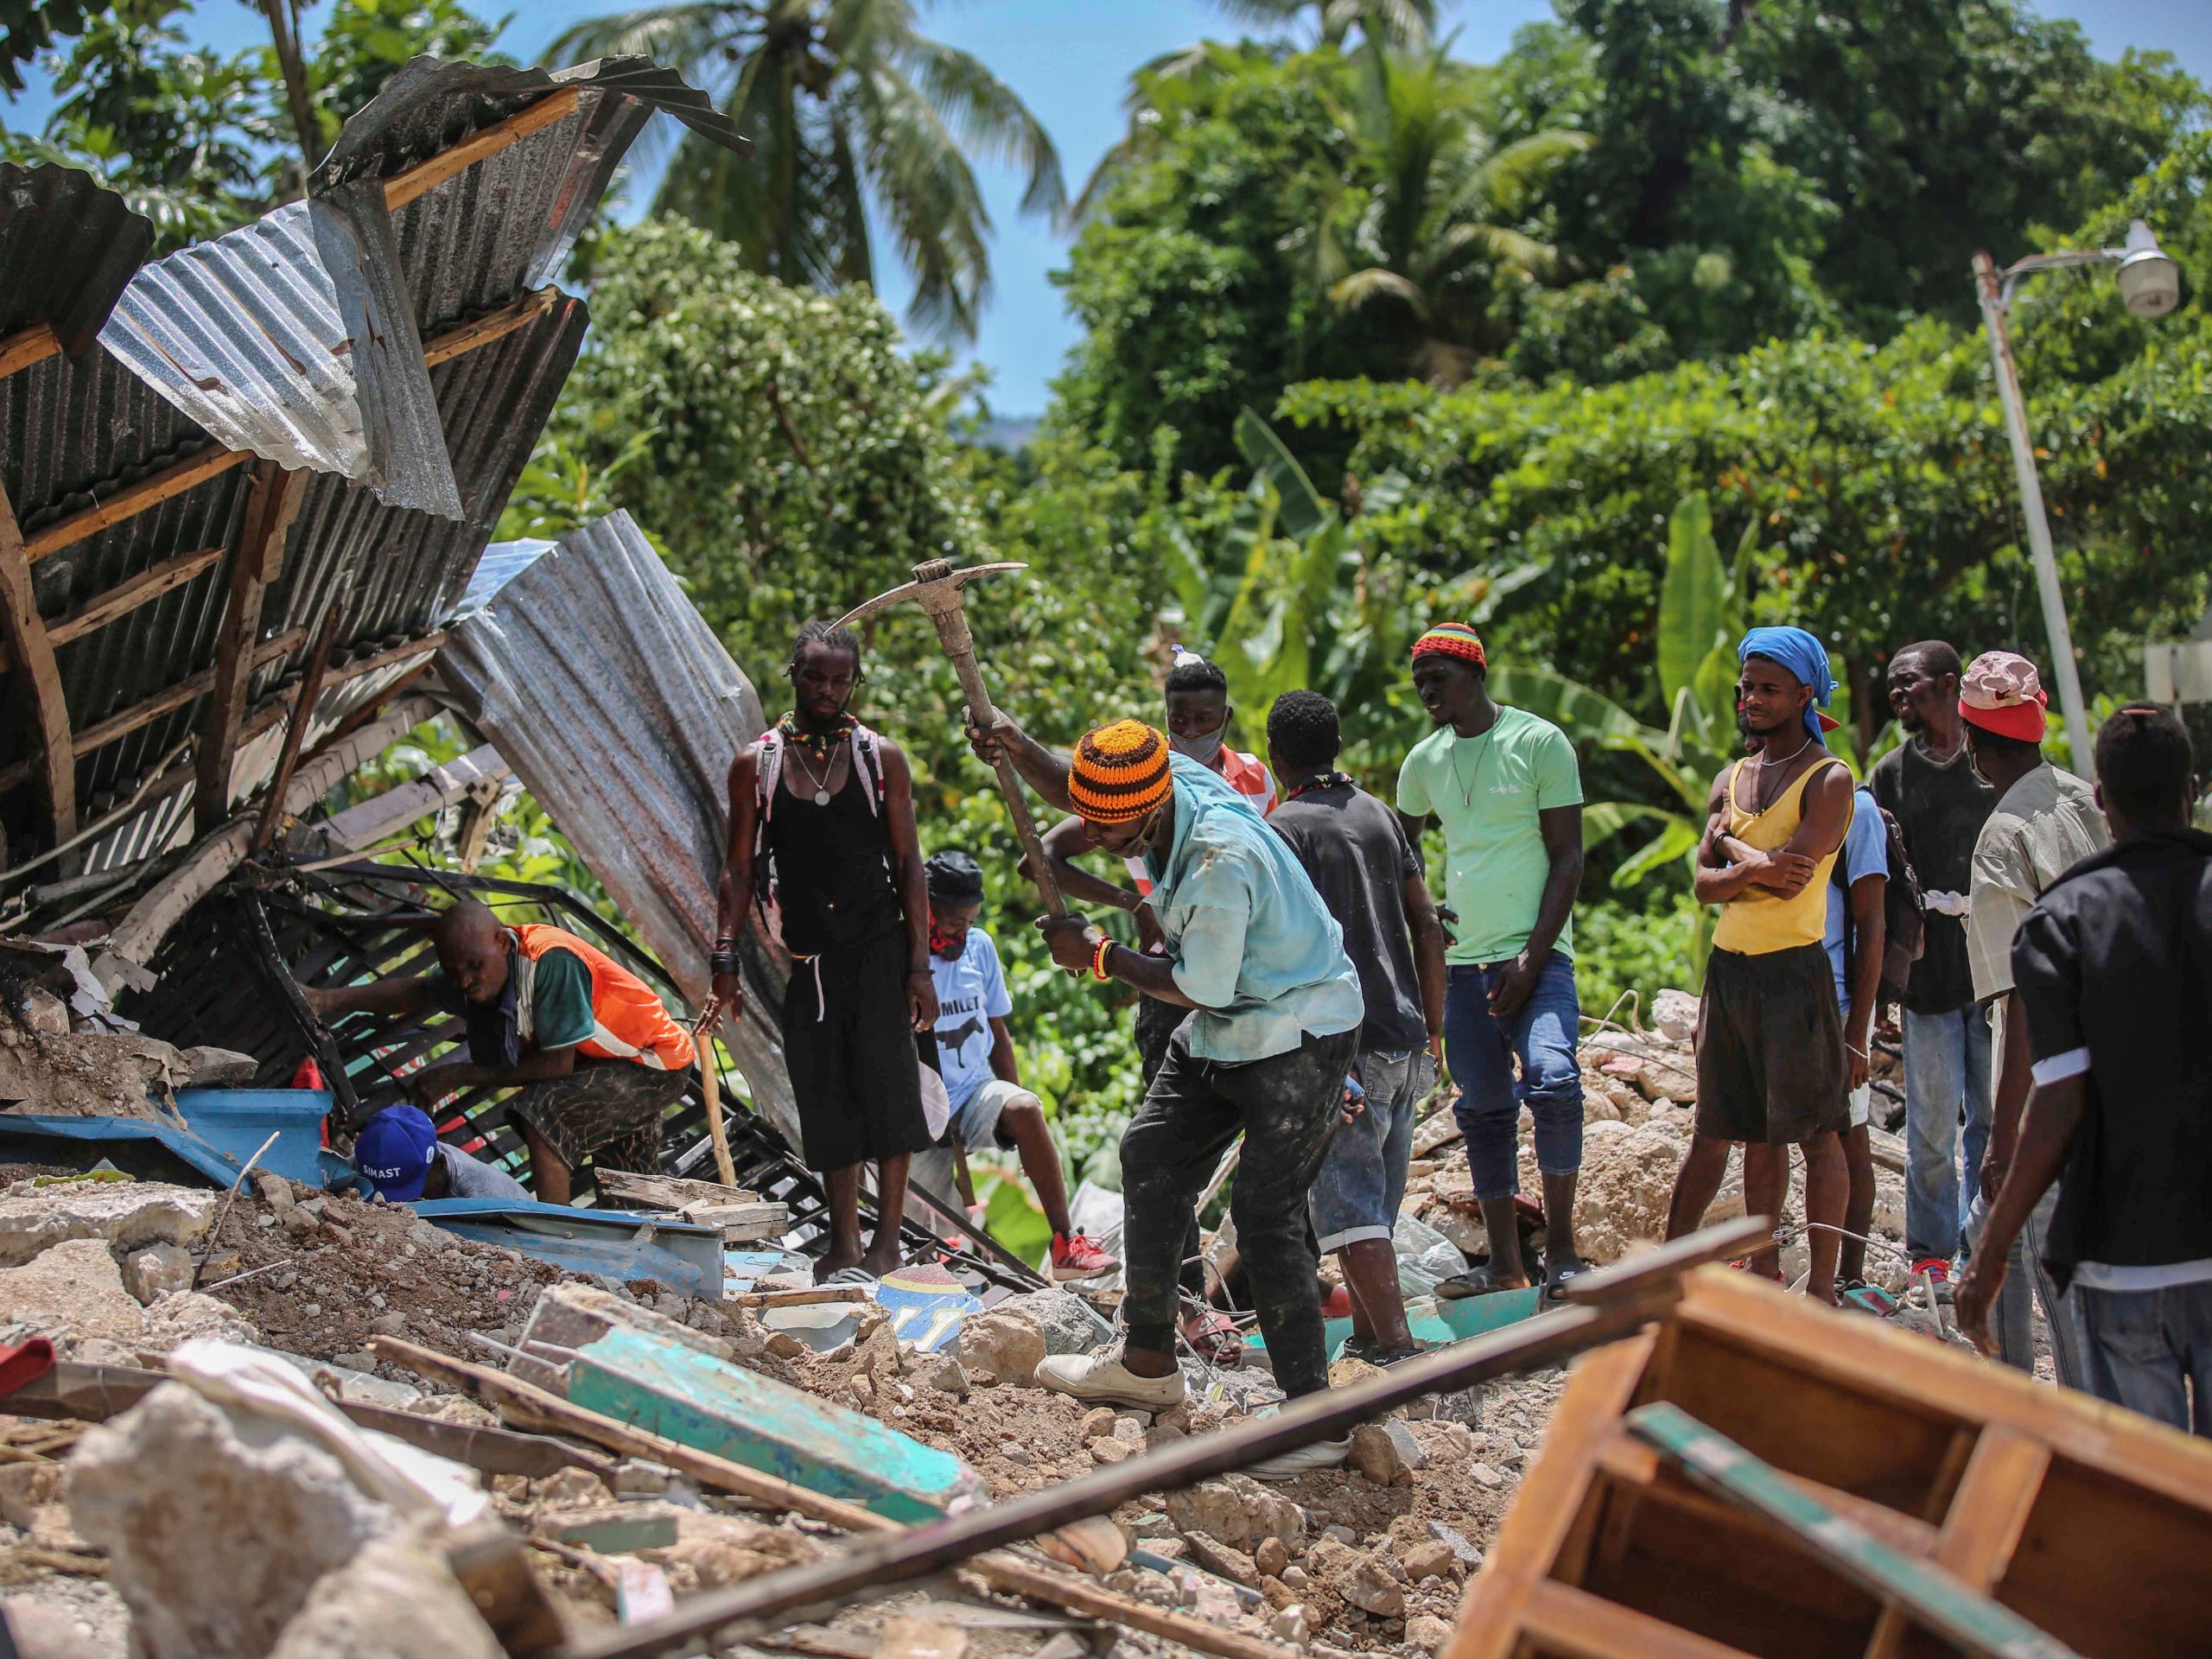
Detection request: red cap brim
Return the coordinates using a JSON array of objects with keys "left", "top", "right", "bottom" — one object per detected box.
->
[{"left": 1961, "top": 696, "right": 2049, "bottom": 743}]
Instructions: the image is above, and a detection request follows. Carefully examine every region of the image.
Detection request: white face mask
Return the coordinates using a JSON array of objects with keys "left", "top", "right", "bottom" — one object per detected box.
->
[{"left": 1169, "top": 728, "right": 1225, "bottom": 767}]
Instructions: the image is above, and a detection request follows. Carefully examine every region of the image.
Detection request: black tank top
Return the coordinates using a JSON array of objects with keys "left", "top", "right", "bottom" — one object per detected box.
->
[{"left": 765, "top": 761, "right": 901, "bottom": 955}]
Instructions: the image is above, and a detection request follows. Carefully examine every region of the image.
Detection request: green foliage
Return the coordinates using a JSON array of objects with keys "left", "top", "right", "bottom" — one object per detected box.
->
[
  {"left": 1573, "top": 890, "right": 1704, "bottom": 1023},
  {"left": 550, "top": 0, "right": 1063, "bottom": 342},
  {"left": 1, "top": 0, "right": 507, "bottom": 248},
  {"left": 0, "top": 0, "right": 97, "bottom": 96}
]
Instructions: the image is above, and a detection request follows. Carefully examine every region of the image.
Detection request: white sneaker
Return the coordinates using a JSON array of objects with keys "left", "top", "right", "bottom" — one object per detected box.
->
[
  {"left": 1033, "top": 1345, "right": 1187, "bottom": 1411},
  {"left": 1249, "top": 1435, "right": 1351, "bottom": 1481}
]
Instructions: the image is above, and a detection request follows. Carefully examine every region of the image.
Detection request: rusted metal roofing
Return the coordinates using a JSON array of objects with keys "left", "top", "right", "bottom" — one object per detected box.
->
[
  {"left": 0, "top": 163, "right": 155, "bottom": 354},
  {"left": 0, "top": 54, "right": 747, "bottom": 895},
  {"left": 438, "top": 511, "right": 798, "bottom": 1147}
]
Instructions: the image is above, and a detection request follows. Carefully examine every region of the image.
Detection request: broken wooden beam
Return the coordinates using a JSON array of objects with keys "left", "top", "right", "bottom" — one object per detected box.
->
[
  {"left": 197, "top": 461, "right": 307, "bottom": 832},
  {"left": 384, "top": 87, "right": 583, "bottom": 211},
  {"left": 0, "top": 475, "right": 78, "bottom": 849},
  {"left": 0, "top": 546, "right": 230, "bottom": 674}
]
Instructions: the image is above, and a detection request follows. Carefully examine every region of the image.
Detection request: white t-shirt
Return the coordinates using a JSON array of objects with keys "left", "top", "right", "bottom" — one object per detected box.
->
[{"left": 928, "top": 928, "right": 1014, "bottom": 1114}]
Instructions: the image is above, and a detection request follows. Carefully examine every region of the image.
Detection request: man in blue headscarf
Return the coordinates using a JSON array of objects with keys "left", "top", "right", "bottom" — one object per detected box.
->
[{"left": 1664, "top": 626, "right": 1857, "bottom": 1305}]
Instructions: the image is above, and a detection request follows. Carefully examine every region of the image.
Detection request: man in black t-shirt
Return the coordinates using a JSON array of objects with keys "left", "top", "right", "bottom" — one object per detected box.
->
[
  {"left": 1956, "top": 706, "right": 2212, "bottom": 1436},
  {"left": 1871, "top": 641, "right": 1998, "bottom": 1293},
  {"left": 1264, "top": 692, "right": 1450, "bottom": 1364}
]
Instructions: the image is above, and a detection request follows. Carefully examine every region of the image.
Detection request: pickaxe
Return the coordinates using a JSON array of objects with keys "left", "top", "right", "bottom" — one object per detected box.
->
[{"left": 837, "top": 559, "right": 1065, "bottom": 917}]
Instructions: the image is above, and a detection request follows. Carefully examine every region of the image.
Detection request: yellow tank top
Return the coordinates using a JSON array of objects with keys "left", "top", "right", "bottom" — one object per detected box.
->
[{"left": 1710, "top": 755, "right": 1851, "bottom": 956}]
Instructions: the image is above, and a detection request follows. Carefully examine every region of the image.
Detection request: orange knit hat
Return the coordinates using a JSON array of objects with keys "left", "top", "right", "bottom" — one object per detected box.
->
[{"left": 1070, "top": 720, "right": 1173, "bottom": 824}]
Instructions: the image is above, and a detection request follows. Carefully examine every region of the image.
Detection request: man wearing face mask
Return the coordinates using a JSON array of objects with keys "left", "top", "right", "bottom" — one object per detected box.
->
[
  {"left": 1028, "top": 651, "right": 1275, "bottom": 1359},
  {"left": 969, "top": 713, "right": 1362, "bottom": 1477}
]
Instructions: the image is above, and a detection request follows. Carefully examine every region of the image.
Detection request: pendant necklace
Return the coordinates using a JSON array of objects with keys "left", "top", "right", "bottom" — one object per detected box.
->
[
  {"left": 1450, "top": 725, "right": 1497, "bottom": 808},
  {"left": 790, "top": 745, "right": 836, "bottom": 807}
]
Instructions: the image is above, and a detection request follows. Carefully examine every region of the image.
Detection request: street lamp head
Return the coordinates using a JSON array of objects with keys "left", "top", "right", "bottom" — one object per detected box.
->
[{"left": 2116, "top": 219, "right": 2181, "bottom": 320}]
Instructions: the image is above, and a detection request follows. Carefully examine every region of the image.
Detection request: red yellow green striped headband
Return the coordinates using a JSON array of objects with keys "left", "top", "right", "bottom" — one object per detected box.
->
[{"left": 1411, "top": 622, "right": 1485, "bottom": 669}]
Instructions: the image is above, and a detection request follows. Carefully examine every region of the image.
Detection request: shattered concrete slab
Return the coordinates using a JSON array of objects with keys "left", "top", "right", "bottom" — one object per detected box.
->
[
  {"left": 0, "top": 1179, "right": 217, "bottom": 1268},
  {"left": 264, "top": 1527, "right": 503, "bottom": 1659},
  {"left": 0, "top": 1030, "right": 188, "bottom": 1121},
  {"left": 69, "top": 1383, "right": 398, "bottom": 1659},
  {"left": 0, "top": 1237, "right": 149, "bottom": 1344}
]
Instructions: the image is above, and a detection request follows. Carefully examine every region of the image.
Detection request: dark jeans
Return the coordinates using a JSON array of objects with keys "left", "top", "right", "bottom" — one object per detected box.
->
[
  {"left": 2075, "top": 1277, "right": 2212, "bottom": 1437},
  {"left": 1135, "top": 994, "right": 1211, "bottom": 1300},
  {"left": 1122, "top": 1024, "right": 1357, "bottom": 1398}
]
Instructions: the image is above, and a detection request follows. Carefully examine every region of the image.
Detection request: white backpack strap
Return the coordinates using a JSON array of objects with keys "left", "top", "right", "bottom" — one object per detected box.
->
[
  {"left": 852, "top": 723, "right": 885, "bottom": 819},
  {"left": 756, "top": 729, "right": 783, "bottom": 830}
]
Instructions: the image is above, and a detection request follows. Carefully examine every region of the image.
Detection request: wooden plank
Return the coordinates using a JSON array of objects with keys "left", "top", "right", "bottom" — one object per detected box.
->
[
  {"left": 1522, "top": 1579, "right": 1764, "bottom": 1659},
  {"left": 1669, "top": 1269, "right": 2212, "bottom": 1519},
  {"left": 51, "top": 545, "right": 228, "bottom": 649},
  {"left": 595, "top": 1170, "right": 763, "bottom": 1210},
  {"left": 22, "top": 446, "right": 253, "bottom": 565},
  {"left": 1442, "top": 1332, "right": 1662, "bottom": 1659},
  {"left": 423, "top": 289, "right": 558, "bottom": 366},
  {"left": 1930, "top": 1427, "right": 2050, "bottom": 1584},
  {"left": 1623, "top": 1402, "right": 2083, "bottom": 1659},
  {"left": 327, "top": 632, "right": 448, "bottom": 684},
  {"left": 196, "top": 463, "right": 305, "bottom": 832},
  {"left": 252, "top": 598, "right": 343, "bottom": 852},
  {"left": 1560, "top": 1215, "right": 1773, "bottom": 1306},
  {"left": 0, "top": 476, "right": 77, "bottom": 848},
  {"left": 1595, "top": 1433, "right": 1942, "bottom": 1560},
  {"left": 0, "top": 323, "right": 60, "bottom": 381},
  {"left": 383, "top": 87, "right": 582, "bottom": 211}
]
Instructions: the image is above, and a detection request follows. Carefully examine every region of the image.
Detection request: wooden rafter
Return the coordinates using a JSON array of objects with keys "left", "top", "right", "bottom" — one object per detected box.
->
[
  {"left": 195, "top": 463, "right": 306, "bottom": 832},
  {"left": 251, "top": 599, "right": 343, "bottom": 852},
  {"left": 0, "top": 547, "right": 227, "bottom": 674},
  {"left": 0, "top": 477, "right": 78, "bottom": 852},
  {"left": 17, "top": 299, "right": 555, "bottom": 569},
  {"left": 423, "top": 289, "right": 558, "bottom": 368},
  {"left": 0, "top": 626, "right": 305, "bottom": 796},
  {"left": 383, "top": 87, "right": 582, "bottom": 213},
  {"left": 22, "top": 448, "right": 253, "bottom": 566},
  {"left": 0, "top": 324, "right": 61, "bottom": 382},
  {"left": 327, "top": 632, "right": 448, "bottom": 683}
]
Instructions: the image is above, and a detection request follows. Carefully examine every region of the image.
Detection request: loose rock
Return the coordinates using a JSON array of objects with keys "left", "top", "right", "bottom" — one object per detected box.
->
[
  {"left": 121, "top": 1243, "right": 194, "bottom": 1305},
  {"left": 0, "top": 1180, "right": 217, "bottom": 1268},
  {"left": 955, "top": 1310, "right": 1047, "bottom": 1388}
]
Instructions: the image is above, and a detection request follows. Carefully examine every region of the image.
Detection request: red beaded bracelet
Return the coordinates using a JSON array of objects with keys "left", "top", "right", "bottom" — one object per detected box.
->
[{"left": 1090, "top": 936, "right": 1114, "bottom": 982}]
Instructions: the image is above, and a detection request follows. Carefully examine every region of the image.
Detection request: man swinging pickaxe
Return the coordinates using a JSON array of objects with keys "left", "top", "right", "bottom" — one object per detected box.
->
[{"left": 837, "top": 559, "right": 1067, "bottom": 918}]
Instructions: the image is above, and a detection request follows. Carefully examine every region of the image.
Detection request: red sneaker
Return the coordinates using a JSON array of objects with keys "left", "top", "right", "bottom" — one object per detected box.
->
[
  {"left": 1050, "top": 1230, "right": 1120, "bottom": 1282},
  {"left": 1911, "top": 1257, "right": 1955, "bottom": 1305}
]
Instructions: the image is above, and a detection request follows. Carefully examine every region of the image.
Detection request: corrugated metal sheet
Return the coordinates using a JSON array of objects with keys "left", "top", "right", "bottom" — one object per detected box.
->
[
  {"left": 0, "top": 163, "right": 155, "bottom": 353},
  {"left": 454, "top": 538, "right": 556, "bottom": 616},
  {"left": 0, "top": 54, "right": 746, "bottom": 885},
  {"left": 438, "top": 510, "right": 799, "bottom": 1147},
  {"left": 99, "top": 195, "right": 461, "bottom": 518}
]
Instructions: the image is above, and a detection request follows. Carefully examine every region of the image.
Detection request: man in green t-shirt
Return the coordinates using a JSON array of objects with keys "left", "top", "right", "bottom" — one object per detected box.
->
[{"left": 1395, "top": 622, "right": 1589, "bottom": 1300}]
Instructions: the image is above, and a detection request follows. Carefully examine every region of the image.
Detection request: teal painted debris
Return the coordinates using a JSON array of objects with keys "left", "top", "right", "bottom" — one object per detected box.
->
[{"left": 563, "top": 1325, "right": 988, "bottom": 1524}]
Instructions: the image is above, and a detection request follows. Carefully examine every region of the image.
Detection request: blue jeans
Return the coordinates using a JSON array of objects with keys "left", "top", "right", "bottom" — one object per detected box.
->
[
  {"left": 2076, "top": 1277, "right": 2212, "bottom": 1437},
  {"left": 1902, "top": 1006, "right": 1993, "bottom": 1262},
  {"left": 1310, "top": 1048, "right": 1435, "bottom": 1252},
  {"left": 1969, "top": 1187, "right": 2090, "bottom": 1389},
  {"left": 1445, "top": 951, "right": 1582, "bottom": 1203}
]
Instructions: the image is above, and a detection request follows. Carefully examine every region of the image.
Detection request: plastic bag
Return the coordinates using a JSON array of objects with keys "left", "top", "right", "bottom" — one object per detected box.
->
[{"left": 1392, "top": 1210, "right": 1468, "bottom": 1300}]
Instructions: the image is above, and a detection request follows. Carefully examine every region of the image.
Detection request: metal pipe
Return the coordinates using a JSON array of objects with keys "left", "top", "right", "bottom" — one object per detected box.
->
[{"left": 1972, "top": 251, "right": 2095, "bottom": 772}]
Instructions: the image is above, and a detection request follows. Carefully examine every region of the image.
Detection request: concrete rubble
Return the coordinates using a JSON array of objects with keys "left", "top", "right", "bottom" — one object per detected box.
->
[{"left": 0, "top": 997, "right": 1917, "bottom": 1659}]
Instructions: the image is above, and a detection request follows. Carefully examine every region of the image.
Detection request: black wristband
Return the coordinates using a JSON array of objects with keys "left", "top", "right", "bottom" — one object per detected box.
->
[{"left": 709, "top": 949, "right": 741, "bottom": 977}]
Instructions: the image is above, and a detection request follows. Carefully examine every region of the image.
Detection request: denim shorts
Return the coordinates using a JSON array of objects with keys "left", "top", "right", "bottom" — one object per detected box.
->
[{"left": 1309, "top": 1047, "right": 1435, "bottom": 1253}]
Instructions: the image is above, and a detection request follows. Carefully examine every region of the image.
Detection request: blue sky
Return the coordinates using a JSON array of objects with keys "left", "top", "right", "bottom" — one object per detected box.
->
[{"left": 9, "top": 1, "right": 2210, "bottom": 413}]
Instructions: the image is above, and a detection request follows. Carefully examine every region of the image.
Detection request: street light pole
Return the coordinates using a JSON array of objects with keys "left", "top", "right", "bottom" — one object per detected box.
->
[
  {"left": 1970, "top": 219, "right": 2181, "bottom": 775},
  {"left": 1971, "top": 251, "right": 2094, "bottom": 772}
]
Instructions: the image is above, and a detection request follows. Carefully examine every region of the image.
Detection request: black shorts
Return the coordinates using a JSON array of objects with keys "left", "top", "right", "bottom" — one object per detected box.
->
[
  {"left": 1694, "top": 943, "right": 1849, "bottom": 1145},
  {"left": 782, "top": 927, "right": 935, "bottom": 1173}
]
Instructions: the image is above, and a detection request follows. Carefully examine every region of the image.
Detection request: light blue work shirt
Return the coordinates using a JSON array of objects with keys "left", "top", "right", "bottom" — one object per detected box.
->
[{"left": 1141, "top": 754, "right": 1364, "bottom": 1063}]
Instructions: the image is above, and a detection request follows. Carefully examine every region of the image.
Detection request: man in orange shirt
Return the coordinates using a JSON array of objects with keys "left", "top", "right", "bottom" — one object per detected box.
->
[{"left": 304, "top": 900, "right": 695, "bottom": 1204}]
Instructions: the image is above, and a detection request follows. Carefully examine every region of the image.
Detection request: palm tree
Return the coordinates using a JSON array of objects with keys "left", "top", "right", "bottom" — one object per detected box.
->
[
  {"left": 1205, "top": 0, "right": 1438, "bottom": 51},
  {"left": 550, "top": 0, "right": 1064, "bottom": 341},
  {"left": 1318, "top": 47, "right": 1589, "bottom": 385}
]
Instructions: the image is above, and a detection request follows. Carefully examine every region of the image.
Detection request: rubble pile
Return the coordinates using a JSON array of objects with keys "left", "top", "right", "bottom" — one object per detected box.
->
[{"left": 0, "top": 997, "right": 1912, "bottom": 1659}]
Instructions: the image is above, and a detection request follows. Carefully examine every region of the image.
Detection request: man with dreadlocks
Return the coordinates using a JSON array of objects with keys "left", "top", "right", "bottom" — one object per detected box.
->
[
  {"left": 970, "top": 710, "right": 1362, "bottom": 1478},
  {"left": 713, "top": 620, "right": 938, "bottom": 1283}
]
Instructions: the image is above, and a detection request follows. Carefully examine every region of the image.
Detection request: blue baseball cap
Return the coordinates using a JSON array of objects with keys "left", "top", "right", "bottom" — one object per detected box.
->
[{"left": 356, "top": 1105, "right": 438, "bottom": 1202}]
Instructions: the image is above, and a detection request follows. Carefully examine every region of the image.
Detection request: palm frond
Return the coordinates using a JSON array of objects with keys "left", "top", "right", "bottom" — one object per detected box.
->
[
  {"left": 849, "top": 58, "right": 991, "bottom": 340},
  {"left": 547, "top": 3, "right": 752, "bottom": 73},
  {"left": 1328, "top": 266, "right": 1428, "bottom": 318},
  {"left": 897, "top": 34, "right": 1066, "bottom": 223},
  {"left": 1444, "top": 126, "right": 1591, "bottom": 223},
  {"left": 1422, "top": 218, "right": 1556, "bottom": 281}
]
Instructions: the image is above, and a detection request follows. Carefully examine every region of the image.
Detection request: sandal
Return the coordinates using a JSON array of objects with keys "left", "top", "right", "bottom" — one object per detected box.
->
[
  {"left": 1180, "top": 1309, "right": 1246, "bottom": 1366},
  {"left": 1542, "top": 1256, "right": 1593, "bottom": 1304},
  {"left": 1435, "top": 1264, "right": 1533, "bottom": 1300}
]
